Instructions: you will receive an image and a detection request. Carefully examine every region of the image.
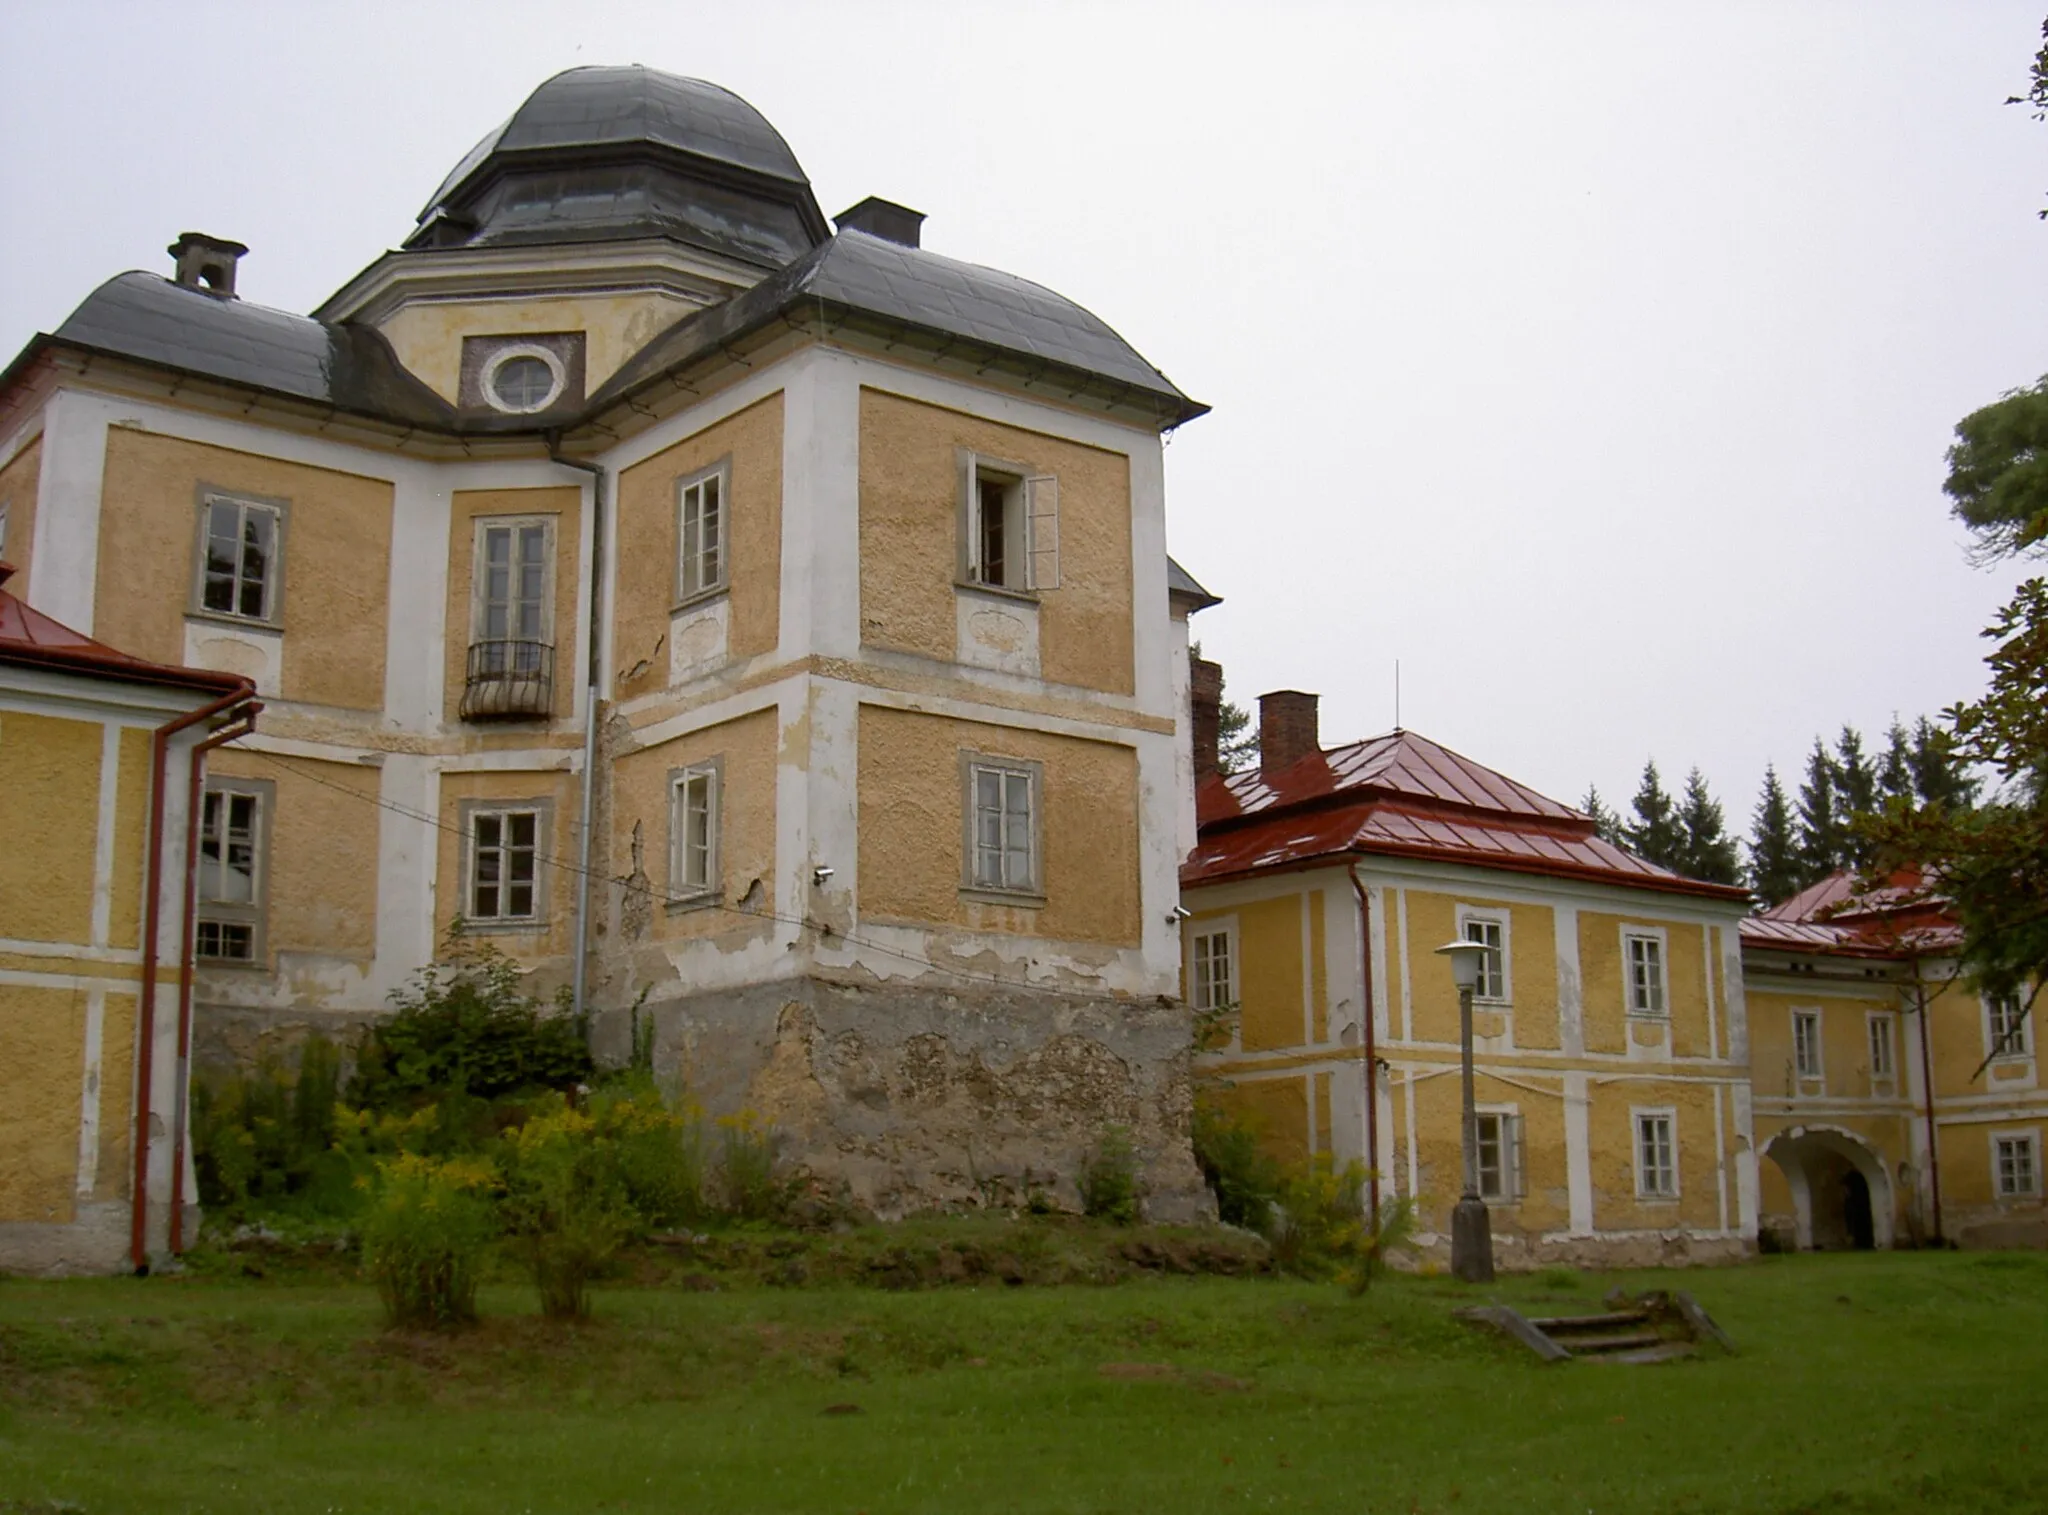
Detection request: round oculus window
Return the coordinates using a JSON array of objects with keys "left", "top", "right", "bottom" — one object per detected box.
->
[{"left": 484, "top": 349, "right": 563, "bottom": 413}]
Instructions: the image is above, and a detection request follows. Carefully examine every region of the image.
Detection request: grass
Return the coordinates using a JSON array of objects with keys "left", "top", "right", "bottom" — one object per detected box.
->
[{"left": 2, "top": 1238, "right": 2046, "bottom": 1513}]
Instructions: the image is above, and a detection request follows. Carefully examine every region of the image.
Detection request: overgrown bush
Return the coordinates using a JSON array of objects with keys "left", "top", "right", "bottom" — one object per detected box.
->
[
  {"left": 192, "top": 1037, "right": 349, "bottom": 1216},
  {"left": 1078, "top": 1126, "right": 1142, "bottom": 1224},
  {"left": 1269, "top": 1154, "right": 1370, "bottom": 1277},
  {"left": 498, "top": 1101, "right": 634, "bottom": 1320},
  {"left": 348, "top": 938, "right": 592, "bottom": 1113},
  {"left": 1342, "top": 1194, "right": 1419, "bottom": 1295},
  {"left": 717, "top": 1109, "right": 787, "bottom": 1222},
  {"left": 359, "top": 1153, "right": 498, "bottom": 1329},
  {"left": 1190, "top": 1098, "right": 1284, "bottom": 1231}
]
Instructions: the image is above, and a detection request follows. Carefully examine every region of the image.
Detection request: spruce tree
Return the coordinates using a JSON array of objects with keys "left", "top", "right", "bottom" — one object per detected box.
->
[
  {"left": 1909, "top": 715, "right": 1978, "bottom": 810},
  {"left": 1624, "top": 760, "right": 1685, "bottom": 871},
  {"left": 1796, "top": 739, "right": 1846, "bottom": 884},
  {"left": 1580, "top": 785, "right": 1624, "bottom": 846},
  {"left": 1675, "top": 768, "right": 1741, "bottom": 885},
  {"left": 1747, "top": 765, "right": 1801, "bottom": 905},
  {"left": 1878, "top": 720, "right": 1915, "bottom": 804}
]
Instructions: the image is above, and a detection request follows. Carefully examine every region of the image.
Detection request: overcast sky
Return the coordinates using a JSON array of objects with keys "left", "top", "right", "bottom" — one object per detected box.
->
[{"left": 4, "top": 2, "right": 2042, "bottom": 837}]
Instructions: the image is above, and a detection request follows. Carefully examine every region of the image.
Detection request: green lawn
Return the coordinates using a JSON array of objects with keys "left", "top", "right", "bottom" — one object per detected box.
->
[{"left": 3, "top": 1242, "right": 2046, "bottom": 1514}]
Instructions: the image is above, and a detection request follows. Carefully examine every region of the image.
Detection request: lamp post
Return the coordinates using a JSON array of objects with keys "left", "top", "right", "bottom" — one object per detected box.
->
[{"left": 1433, "top": 937, "right": 1495, "bottom": 1283}]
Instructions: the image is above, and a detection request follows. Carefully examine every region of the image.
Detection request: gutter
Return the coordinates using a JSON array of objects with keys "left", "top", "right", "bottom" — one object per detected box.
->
[
  {"left": 166, "top": 700, "right": 263, "bottom": 1254},
  {"left": 547, "top": 443, "right": 608, "bottom": 1025},
  {"left": 132, "top": 679, "right": 257, "bottom": 1272},
  {"left": 1347, "top": 861, "right": 1381, "bottom": 1231}
]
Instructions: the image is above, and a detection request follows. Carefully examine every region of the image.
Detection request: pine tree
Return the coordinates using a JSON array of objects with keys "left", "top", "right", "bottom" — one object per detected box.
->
[
  {"left": 1580, "top": 785, "right": 1624, "bottom": 846},
  {"left": 1878, "top": 720, "right": 1915, "bottom": 804},
  {"left": 1674, "top": 768, "right": 1741, "bottom": 885},
  {"left": 1747, "top": 765, "right": 1801, "bottom": 905},
  {"left": 1831, "top": 726, "right": 1879, "bottom": 868},
  {"left": 1909, "top": 715, "right": 1978, "bottom": 810},
  {"left": 1796, "top": 739, "right": 1846, "bottom": 884},
  {"left": 1624, "top": 760, "right": 1685, "bottom": 871}
]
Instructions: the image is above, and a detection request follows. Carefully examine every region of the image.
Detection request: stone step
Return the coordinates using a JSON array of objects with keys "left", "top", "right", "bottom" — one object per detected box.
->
[
  {"left": 1590, "top": 1341, "right": 1698, "bottom": 1365},
  {"left": 1529, "top": 1311, "right": 1651, "bottom": 1333},
  {"left": 1561, "top": 1329, "right": 1667, "bottom": 1354}
]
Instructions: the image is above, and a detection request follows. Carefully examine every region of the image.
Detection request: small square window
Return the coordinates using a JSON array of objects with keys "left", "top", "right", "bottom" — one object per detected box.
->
[
  {"left": 677, "top": 465, "right": 729, "bottom": 602},
  {"left": 1635, "top": 1111, "right": 1677, "bottom": 1198},
  {"left": 962, "top": 754, "right": 1041, "bottom": 897},
  {"left": 193, "top": 492, "right": 285, "bottom": 625},
  {"left": 1995, "top": 1133, "right": 2039, "bottom": 1198},
  {"left": 1476, "top": 1112, "right": 1523, "bottom": 1201},
  {"left": 669, "top": 761, "right": 722, "bottom": 900},
  {"left": 195, "top": 780, "right": 271, "bottom": 964},
  {"left": 960, "top": 453, "right": 1059, "bottom": 593},
  {"left": 1987, "top": 991, "right": 2031, "bottom": 1061},
  {"left": 1459, "top": 911, "right": 1508, "bottom": 1001},
  {"left": 1624, "top": 931, "right": 1667, "bottom": 1017},
  {"left": 469, "top": 807, "right": 542, "bottom": 922},
  {"left": 1793, "top": 1009, "right": 1823, "bottom": 1080},
  {"left": 1190, "top": 926, "right": 1236, "bottom": 1012}
]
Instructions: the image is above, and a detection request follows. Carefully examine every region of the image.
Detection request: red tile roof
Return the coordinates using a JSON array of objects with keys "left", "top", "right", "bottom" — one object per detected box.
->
[
  {"left": 0, "top": 564, "right": 249, "bottom": 695},
  {"left": 1184, "top": 728, "right": 1750, "bottom": 902}
]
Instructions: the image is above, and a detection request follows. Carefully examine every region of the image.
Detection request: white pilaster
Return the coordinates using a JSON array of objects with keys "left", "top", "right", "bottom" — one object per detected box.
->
[
  {"left": 1554, "top": 903, "right": 1584, "bottom": 1056},
  {"left": 75, "top": 987, "right": 106, "bottom": 1197},
  {"left": 367, "top": 754, "right": 438, "bottom": 999},
  {"left": 29, "top": 389, "right": 114, "bottom": 629},
  {"left": 778, "top": 350, "right": 862, "bottom": 662},
  {"left": 90, "top": 721, "right": 122, "bottom": 948},
  {"left": 381, "top": 470, "right": 452, "bottom": 732},
  {"left": 1564, "top": 1069, "right": 1594, "bottom": 1234}
]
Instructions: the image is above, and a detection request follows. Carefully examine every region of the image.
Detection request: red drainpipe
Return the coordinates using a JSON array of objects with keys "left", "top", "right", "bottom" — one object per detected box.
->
[
  {"left": 167, "top": 702, "right": 263, "bottom": 1254},
  {"left": 1347, "top": 861, "right": 1380, "bottom": 1231},
  {"left": 132, "top": 682, "right": 256, "bottom": 1272}
]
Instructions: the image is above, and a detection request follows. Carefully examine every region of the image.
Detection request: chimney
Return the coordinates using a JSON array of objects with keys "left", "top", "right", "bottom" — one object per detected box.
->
[
  {"left": 1191, "top": 657, "right": 1223, "bottom": 780},
  {"left": 833, "top": 196, "right": 925, "bottom": 248},
  {"left": 1259, "top": 690, "right": 1320, "bottom": 779},
  {"left": 168, "top": 232, "right": 248, "bottom": 298}
]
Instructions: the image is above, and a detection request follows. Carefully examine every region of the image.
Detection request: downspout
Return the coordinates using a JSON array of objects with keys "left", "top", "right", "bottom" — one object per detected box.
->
[
  {"left": 167, "top": 700, "right": 263, "bottom": 1253},
  {"left": 132, "top": 680, "right": 256, "bottom": 1272},
  {"left": 1347, "top": 861, "right": 1380, "bottom": 1231},
  {"left": 548, "top": 443, "right": 607, "bottom": 1024},
  {"left": 1910, "top": 955, "right": 1943, "bottom": 1245}
]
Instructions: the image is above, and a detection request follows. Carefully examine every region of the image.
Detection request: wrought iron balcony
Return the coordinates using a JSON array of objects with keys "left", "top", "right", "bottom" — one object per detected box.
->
[{"left": 461, "top": 639, "right": 554, "bottom": 720}]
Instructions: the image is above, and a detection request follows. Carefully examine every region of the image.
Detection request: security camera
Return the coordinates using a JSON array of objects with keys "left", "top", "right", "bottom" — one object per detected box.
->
[
  {"left": 1168, "top": 905, "right": 1193, "bottom": 923},
  {"left": 812, "top": 866, "right": 835, "bottom": 886}
]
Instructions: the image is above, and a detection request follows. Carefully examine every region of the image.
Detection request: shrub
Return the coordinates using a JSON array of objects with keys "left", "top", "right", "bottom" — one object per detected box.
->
[
  {"left": 584, "top": 1077, "right": 709, "bottom": 1229},
  {"left": 716, "top": 1109, "right": 786, "bottom": 1222},
  {"left": 1269, "top": 1154, "right": 1370, "bottom": 1277},
  {"left": 192, "top": 1036, "right": 349, "bottom": 1217},
  {"left": 499, "top": 1101, "right": 633, "bottom": 1320},
  {"left": 349, "top": 938, "right": 592, "bottom": 1112},
  {"left": 1342, "top": 1194, "right": 1420, "bottom": 1295},
  {"left": 1190, "top": 1098, "right": 1284, "bottom": 1231},
  {"left": 359, "top": 1153, "right": 498, "bottom": 1329},
  {"left": 1078, "top": 1126, "right": 1142, "bottom": 1225}
]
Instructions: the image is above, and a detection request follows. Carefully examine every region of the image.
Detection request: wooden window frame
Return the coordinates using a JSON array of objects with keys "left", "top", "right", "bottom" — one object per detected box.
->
[
  {"left": 957, "top": 449, "right": 1059, "bottom": 596},
  {"left": 1992, "top": 1128, "right": 2041, "bottom": 1199},
  {"left": 1867, "top": 1011, "right": 1896, "bottom": 1084},
  {"left": 471, "top": 516, "right": 556, "bottom": 649},
  {"left": 459, "top": 799, "right": 552, "bottom": 929},
  {"left": 1456, "top": 906, "right": 1511, "bottom": 1004},
  {"left": 959, "top": 752, "right": 1044, "bottom": 902},
  {"left": 1189, "top": 921, "right": 1238, "bottom": 1013},
  {"left": 194, "top": 776, "right": 273, "bottom": 967},
  {"left": 1622, "top": 927, "right": 1669, "bottom": 1019},
  {"left": 1985, "top": 989, "right": 2032, "bottom": 1063},
  {"left": 1633, "top": 1107, "right": 1679, "bottom": 1200},
  {"left": 667, "top": 758, "right": 723, "bottom": 906},
  {"left": 674, "top": 458, "right": 732, "bottom": 608},
  {"left": 188, "top": 486, "right": 289, "bottom": 631},
  {"left": 1475, "top": 1107, "right": 1524, "bottom": 1203},
  {"left": 1792, "top": 1008, "right": 1824, "bottom": 1081}
]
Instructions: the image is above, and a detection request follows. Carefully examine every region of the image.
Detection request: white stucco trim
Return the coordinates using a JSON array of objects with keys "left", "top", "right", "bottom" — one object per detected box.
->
[
  {"left": 89, "top": 721, "right": 121, "bottom": 949},
  {"left": 1396, "top": 887, "right": 1413, "bottom": 1042},
  {"left": 1563, "top": 1070, "right": 1594, "bottom": 1233},
  {"left": 27, "top": 389, "right": 117, "bottom": 629},
  {"left": 0, "top": 938, "right": 142, "bottom": 964},
  {"left": 74, "top": 986, "right": 105, "bottom": 1198}
]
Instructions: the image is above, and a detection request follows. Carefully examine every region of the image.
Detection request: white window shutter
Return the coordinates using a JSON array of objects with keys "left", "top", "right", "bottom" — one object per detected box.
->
[
  {"left": 1509, "top": 1115, "right": 1525, "bottom": 1200},
  {"left": 1024, "top": 474, "right": 1059, "bottom": 590}
]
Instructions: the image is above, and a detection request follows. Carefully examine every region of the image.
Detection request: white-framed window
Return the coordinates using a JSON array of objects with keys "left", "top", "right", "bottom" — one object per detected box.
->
[
  {"left": 467, "top": 806, "right": 543, "bottom": 923},
  {"left": 1987, "top": 990, "right": 2032, "bottom": 1061},
  {"left": 1868, "top": 1012, "right": 1896, "bottom": 1082},
  {"left": 194, "top": 778, "right": 271, "bottom": 964},
  {"left": 1634, "top": 1109, "right": 1678, "bottom": 1199},
  {"left": 676, "top": 462, "right": 729, "bottom": 602},
  {"left": 1993, "top": 1130, "right": 2040, "bottom": 1199},
  {"left": 194, "top": 491, "right": 286, "bottom": 625},
  {"left": 1476, "top": 1110, "right": 1524, "bottom": 1202},
  {"left": 1190, "top": 924, "right": 1237, "bottom": 1012},
  {"left": 481, "top": 344, "right": 566, "bottom": 414},
  {"left": 960, "top": 452, "right": 1059, "bottom": 593},
  {"left": 1458, "top": 908, "right": 1510, "bottom": 1002},
  {"left": 1793, "top": 1008, "right": 1823, "bottom": 1080},
  {"left": 473, "top": 518, "right": 552, "bottom": 654},
  {"left": 1623, "top": 928, "right": 1668, "bottom": 1018},
  {"left": 961, "top": 753, "right": 1041, "bottom": 896},
  {"left": 668, "top": 761, "right": 721, "bottom": 900}
]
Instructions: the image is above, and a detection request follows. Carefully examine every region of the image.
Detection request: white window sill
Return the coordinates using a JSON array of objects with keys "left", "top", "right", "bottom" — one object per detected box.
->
[
  {"left": 664, "top": 890, "right": 723, "bottom": 916},
  {"left": 961, "top": 886, "right": 1046, "bottom": 909},
  {"left": 671, "top": 584, "right": 730, "bottom": 616},
  {"left": 459, "top": 918, "right": 548, "bottom": 935},
  {"left": 954, "top": 578, "right": 1039, "bottom": 606},
  {"left": 186, "top": 608, "right": 284, "bottom": 636}
]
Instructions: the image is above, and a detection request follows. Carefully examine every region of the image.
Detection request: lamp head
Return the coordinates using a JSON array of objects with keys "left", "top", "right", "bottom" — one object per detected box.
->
[{"left": 1433, "top": 937, "right": 1487, "bottom": 992}]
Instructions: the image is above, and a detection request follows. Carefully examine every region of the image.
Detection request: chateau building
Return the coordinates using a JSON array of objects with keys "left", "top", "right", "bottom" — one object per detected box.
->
[
  {"left": 1180, "top": 676, "right": 1757, "bottom": 1267},
  {"left": 0, "top": 66, "right": 1218, "bottom": 1228}
]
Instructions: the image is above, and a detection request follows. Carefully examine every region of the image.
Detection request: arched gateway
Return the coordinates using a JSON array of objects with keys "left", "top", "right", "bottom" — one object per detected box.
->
[{"left": 1764, "top": 1125, "right": 1894, "bottom": 1250}]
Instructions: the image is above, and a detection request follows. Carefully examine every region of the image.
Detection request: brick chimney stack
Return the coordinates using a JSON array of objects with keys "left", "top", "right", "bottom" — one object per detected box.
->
[
  {"left": 1190, "top": 657, "right": 1223, "bottom": 780},
  {"left": 1259, "top": 690, "right": 1320, "bottom": 779}
]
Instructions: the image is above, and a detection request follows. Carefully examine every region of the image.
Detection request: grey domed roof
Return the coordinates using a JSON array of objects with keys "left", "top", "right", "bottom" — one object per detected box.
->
[{"left": 424, "top": 66, "right": 809, "bottom": 215}]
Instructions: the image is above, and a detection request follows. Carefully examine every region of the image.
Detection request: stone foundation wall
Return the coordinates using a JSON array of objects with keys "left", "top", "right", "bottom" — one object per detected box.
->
[
  {"left": 1411, "top": 1229, "right": 1754, "bottom": 1272},
  {"left": 597, "top": 973, "right": 1213, "bottom": 1224}
]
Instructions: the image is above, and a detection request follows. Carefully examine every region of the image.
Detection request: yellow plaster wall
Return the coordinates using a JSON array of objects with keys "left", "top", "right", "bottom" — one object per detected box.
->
[
  {"left": 206, "top": 751, "right": 380, "bottom": 963},
  {"left": 0, "top": 436, "right": 40, "bottom": 587},
  {"left": 1402, "top": 1067, "right": 1575, "bottom": 1235},
  {"left": 91, "top": 991, "right": 137, "bottom": 1205},
  {"left": 1578, "top": 911, "right": 1713, "bottom": 1057},
  {"left": 1926, "top": 978, "right": 2013, "bottom": 1101},
  {"left": 1209, "top": 1075, "right": 1310, "bottom": 1168},
  {"left": 95, "top": 430, "right": 392, "bottom": 710},
  {"left": 444, "top": 487, "right": 583, "bottom": 724},
  {"left": 433, "top": 770, "right": 582, "bottom": 959},
  {"left": 1587, "top": 1079, "right": 1725, "bottom": 1233},
  {"left": 1403, "top": 890, "right": 1459, "bottom": 1044},
  {"left": 0, "top": 710, "right": 103, "bottom": 946},
  {"left": 1748, "top": 987, "right": 1902, "bottom": 1100},
  {"left": 613, "top": 395, "right": 783, "bottom": 704},
  {"left": 611, "top": 708, "right": 779, "bottom": 943},
  {"left": 375, "top": 292, "right": 704, "bottom": 401},
  {"left": 108, "top": 727, "right": 152, "bottom": 951},
  {"left": 0, "top": 985, "right": 84, "bottom": 1223},
  {"left": 1663, "top": 922, "right": 1711, "bottom": 1058},
  {"left": 1230, "top": 895, "right": 1305, "bottom": 1052},
  {"left": 855, "top": 705, "right": 1140, "bottom": 946},
  {"left": 856, "top": 389, "right": 1135, "bottom": 696},
  {"left": 1402, "top": 890, "right": 1562, "bottom": 1047}
]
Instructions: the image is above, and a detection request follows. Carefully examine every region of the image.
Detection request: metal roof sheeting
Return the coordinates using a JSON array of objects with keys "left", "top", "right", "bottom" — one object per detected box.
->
[{"left": 0, "top": 567, "right": 249, "bottom": 694}]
